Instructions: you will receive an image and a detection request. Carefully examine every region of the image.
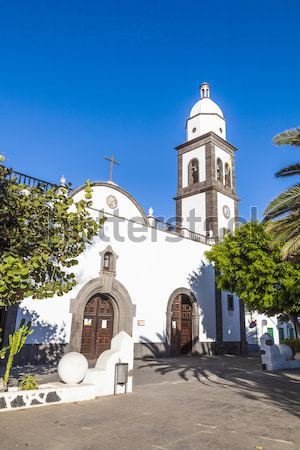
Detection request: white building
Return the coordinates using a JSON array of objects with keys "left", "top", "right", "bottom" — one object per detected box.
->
[
  {"left": 4, "top": 83, "right": 247, "bottom": 364},
  {"left": 245, "top": 310, "right": 296, "bottom": 351}
]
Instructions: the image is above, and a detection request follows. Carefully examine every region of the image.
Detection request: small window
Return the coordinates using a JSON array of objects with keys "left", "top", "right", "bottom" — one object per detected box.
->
[
  {"left": 224, "top": 163, "right": 231, "bottom": 188},
  {"left": 267, "top": 327, "right": 274, "bottom": 339},
  {"left": 279, "top": 328, "right": 285, "bottom": 344},
  {"left": 227, "top": 294, "right": 234, "bottom": 312},
  {"left": 216, "top": 158, "right": 223, "bottom": 182},
  {"left": 103, "top": 252, "right": 112, "bottom": 270},
  {"left": 188, "top": 158, "right": 199, "bottom": 185},
  {"left": 289, "top": 327, "right": 295, "bottom": 339}
]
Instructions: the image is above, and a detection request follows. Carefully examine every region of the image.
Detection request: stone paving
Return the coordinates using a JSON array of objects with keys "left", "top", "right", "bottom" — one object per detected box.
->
[{"left": 1, "top": 355, "right": 300, "bottom": 450}]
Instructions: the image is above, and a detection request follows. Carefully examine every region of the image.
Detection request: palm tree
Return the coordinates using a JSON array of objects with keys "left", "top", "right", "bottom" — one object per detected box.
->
[{"left": 264, "top": 127, "right": 300, "bottom": 260}]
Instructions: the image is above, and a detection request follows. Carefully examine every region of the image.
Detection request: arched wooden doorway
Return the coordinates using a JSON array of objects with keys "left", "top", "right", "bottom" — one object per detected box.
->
[
  {"left": 80, "top": 294, "right": 114, "bottom": 360},
  {"left": 171, "top": 294, "right": 193, "bottom": 355}
]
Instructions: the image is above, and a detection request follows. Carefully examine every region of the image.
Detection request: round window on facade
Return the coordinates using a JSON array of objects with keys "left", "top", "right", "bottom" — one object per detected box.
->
[
  {"left": 219, "top": 128, "right": 223, "bottom": 134},
  {"left": 192, "top": 127, "right": 197, "bottom": 133}
]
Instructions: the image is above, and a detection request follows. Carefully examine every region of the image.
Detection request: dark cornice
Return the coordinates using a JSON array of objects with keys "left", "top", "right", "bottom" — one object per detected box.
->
[
  {"left": 174, "top": 181, "right": 239, "bottom": 202},
  {"left": 175, "top": 131, "right": 237, "bottom": 154}
]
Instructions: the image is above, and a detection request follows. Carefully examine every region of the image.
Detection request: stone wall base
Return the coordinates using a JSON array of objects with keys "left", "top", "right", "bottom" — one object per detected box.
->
[
  {"left": 215, "top": 341, "right": 245, "bottom": 355},
  {"left": 0, "top": 341, "right": 245, "bottom": 367},
  {"left": 134, "top": 342, "right": 168, "bottom": 359},
  {"left": 134, "top": 341, "right": 244, "bottom": 359},
  {"left": 4, "top": 343, "right": 67, "bottom": 367}
]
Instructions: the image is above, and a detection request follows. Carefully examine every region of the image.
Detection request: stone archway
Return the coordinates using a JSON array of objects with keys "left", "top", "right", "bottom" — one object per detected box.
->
[
  {"left": 166, "top": 288, "right": 200, "bottom": 355},
  {"left": 69, "top": 277, "right": 134, "bottom": 354}
]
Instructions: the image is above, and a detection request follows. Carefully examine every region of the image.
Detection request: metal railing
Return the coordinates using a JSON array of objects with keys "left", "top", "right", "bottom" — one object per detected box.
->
[
  {"left": 154, "top": 218, "right": 211, "bottom": 244},
  {"left": 6, "top": 169, "right": 216, "bottom": 245},
  {"left": 7, "top": 170, "right": 58, "bottom": 191}
]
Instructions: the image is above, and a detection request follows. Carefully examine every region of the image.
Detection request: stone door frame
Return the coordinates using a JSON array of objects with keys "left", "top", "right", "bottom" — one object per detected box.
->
[
  {"left": 69, "top": 277, "right": 134, "bottom": 353},
  {"left": 166, "top": 288, "right": 200, "bottom": 355}
]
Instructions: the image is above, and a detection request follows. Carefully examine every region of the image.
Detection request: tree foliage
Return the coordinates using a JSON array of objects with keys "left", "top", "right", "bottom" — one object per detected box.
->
[
  {"left": 0, "top": 158, "right": 100, "bottom": 307},
  {"left": 264, "top": 127, "right": 300, "bottom": 260},
  {"left": 205, "top": 222, "right": 300, "bottom": 332}
]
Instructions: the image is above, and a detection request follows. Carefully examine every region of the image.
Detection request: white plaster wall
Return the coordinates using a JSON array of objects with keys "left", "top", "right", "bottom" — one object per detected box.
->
[
  {"left": 181, "top": 192, "right": 206, "bottom": 234},
  {"left": 15, "top": 184, "right": 214, "bottom": 346},
  {"left": 182, "top": 146, "right": 206, "bottom": 188},
  {"left": 217, "top": 192, "right": 235, "bottom": 236},
  {"left": 245, "top": 312, "right": 295, "bottom": 346},
  {"left": 186, "top": 115, "right": 226, "bottom": 141},
  {"left": 16, "top": 183, "right": 241, "bottom": 348},
  {"left": 221, "top": 293, "right": 241, "bottom": 342},
  {"left": 70, "top": 183, "right": 147, "bottom": 224}
]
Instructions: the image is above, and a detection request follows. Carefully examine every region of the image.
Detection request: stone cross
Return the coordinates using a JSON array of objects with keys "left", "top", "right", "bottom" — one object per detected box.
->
[{"left": 104, "top": 154, "right": 120, "bottom": 182}]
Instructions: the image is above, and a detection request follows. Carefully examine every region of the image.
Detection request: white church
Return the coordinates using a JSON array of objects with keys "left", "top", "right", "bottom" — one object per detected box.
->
[{"left": 6, "top": 83, "right": 248, "bottom": 364}]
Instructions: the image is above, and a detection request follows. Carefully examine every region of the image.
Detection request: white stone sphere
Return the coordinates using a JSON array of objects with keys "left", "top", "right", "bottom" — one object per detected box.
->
[
  {"left": 58, "top": 352, "right": 88, "bottom": 384},
  {"left": 279, "top": 344, "right": 293, "bottom": 361}
]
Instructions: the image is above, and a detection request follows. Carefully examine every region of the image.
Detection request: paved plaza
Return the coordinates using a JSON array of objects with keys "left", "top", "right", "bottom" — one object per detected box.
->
[{"left": 1, "top": 355, "right": 300, "bottom": 450}]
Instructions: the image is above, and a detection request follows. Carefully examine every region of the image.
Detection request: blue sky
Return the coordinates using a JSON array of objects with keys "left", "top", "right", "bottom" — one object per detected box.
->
[{"left": 0, "top": 0, "right": 299, "bottom": 220}]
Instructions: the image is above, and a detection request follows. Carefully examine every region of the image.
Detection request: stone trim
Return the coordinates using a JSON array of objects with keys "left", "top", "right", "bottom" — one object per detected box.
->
[
  {"left": 68, "top": 277, "right": 134, "bottom": 353},
  {"left": 205, "top": 142, "right": 215, "bottom": 186},
  {"left": 205, "top": 190, "right": 218, "bottom": 236},
  {"left": 99, "top": 245, "right": 118, "bottom": 275},
  {"left": 239, "top": 299, "right": 247, "bottom": 354},
  {"left": 166, "top": 288, "right": 200, "bottom": 355},
  {"left": 175, "top": 131, "right": 237, "bottom": 154},
  {"left": 175, "top": 180, "right": 239, "bottom": 201},
  {"left": 214, "top": 274, "right": 223, "bottom": 347},
  {"left": 70, "top": 182, "right": 149, "bottom": 226},
  {"left": 177, "top": 153, "right": 182, "bottom": 190},
  {"left": 176, "top": 198, "right": 182, "bottom": 231},
  {"left": 176, "top": 153, "right": 183, "bottom": 230}
]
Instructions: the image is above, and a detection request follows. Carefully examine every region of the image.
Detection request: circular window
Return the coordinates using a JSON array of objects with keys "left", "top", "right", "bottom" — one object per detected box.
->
[
  {"left": 219, "top": 128, "right": 223, "bottom": 134},
  {"left": 223, "top": 205, "right": 231, "bottom": 219},
  {"left": 106, "top": 195, "right": 118, "bottom": 209},
  {"left": 192, "top": 127, "right": 197, "bottom": 133}
]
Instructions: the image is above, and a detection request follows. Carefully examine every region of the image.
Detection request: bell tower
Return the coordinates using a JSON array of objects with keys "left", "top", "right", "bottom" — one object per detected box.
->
[{"left": 175, "top": 83, "right": 238, "bottom": 239}]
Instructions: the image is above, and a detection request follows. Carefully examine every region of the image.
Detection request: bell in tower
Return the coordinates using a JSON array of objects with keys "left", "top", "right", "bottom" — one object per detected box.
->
[
  {"left": 175, "top": 83, "right": 238, "bottom": 240},
  {"left": 200, "top": 82, "right": 210, "bottom": 98}
]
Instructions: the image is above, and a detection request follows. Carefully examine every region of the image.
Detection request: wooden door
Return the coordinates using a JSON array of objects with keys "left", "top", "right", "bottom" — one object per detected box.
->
[
  {"left": 80, "top": 294, "right": 114, "bottom": 360},
  {"left": 171, "top": 294, "right": 192, "bottom": 355}
]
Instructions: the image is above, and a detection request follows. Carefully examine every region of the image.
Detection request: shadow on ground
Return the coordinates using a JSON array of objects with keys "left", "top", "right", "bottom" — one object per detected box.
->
[{"left": 136, "top": 354, "right": 300, "bottom": 418}]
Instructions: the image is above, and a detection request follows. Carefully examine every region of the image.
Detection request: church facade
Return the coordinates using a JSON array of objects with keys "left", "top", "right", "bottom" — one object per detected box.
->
[{"left": 10, "top": 83, "right": 247, "bottom": 364}]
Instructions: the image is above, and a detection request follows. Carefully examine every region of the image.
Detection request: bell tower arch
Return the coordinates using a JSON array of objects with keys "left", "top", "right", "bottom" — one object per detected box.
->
[{"left": 175, "top": 83, "right": 239, "bottom": 240}]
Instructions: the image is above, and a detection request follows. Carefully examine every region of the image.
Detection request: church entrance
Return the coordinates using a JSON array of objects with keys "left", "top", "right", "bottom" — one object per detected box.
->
[
  {"left": 171, "top": 294, "right": 193, "bottom": 355},
  {"left": 80, "top": 294, "right": 114, "bottom": 360}
]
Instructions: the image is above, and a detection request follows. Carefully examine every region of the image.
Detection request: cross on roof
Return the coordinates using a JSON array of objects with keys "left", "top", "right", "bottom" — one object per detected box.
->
[{"left": 104, "top": 154, "right": 120, "bottom": 182}]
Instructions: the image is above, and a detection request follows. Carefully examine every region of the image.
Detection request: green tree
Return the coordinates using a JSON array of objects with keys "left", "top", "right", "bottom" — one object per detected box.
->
[
  {"left": 0, "top": 156, "right": 101, "bottom": 307},
  {"left": 205, "top": 222, "right": 300, "bottom": 336},
  {"left": 264, "top": 127, "right": 300, "bottom": 260}
]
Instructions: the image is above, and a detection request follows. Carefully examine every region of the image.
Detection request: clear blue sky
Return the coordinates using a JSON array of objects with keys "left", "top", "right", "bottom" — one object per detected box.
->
[{"left": 0, "top": 0, "right": 299, "bottom": 220}]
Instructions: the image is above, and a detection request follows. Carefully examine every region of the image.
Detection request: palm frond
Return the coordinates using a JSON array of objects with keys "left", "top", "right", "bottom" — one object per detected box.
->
[
  {"left": 276, "top": 163, "right": 300, "bottom": 178},
  {"left": 264, "top": 183, "right": 300, "bottom": 219},
  {"left": 273, "top": 127, "right": 300, "bottom": 146},
  {"left": 281, "top": 234, "right": 300, "bottom": 260}
]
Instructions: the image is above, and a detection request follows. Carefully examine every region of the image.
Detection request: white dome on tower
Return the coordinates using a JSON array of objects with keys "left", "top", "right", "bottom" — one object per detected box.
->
[
  {"left": 186, "top": 83, "right": 226, "bottom": 141},
  {"left": 190, "top": 97, "right": 224, "bottom": 119}
]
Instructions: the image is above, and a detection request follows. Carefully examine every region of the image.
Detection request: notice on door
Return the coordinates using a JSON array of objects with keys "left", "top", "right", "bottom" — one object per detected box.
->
[
  {"left": 101, "top": 319, "right": 108, "bottom": 329},
  {"left": 84, "top": 318, "right": 92, "bottom": 326},
  {"left": 172, "top": 320, "right": 177, "bottom": 329}
]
